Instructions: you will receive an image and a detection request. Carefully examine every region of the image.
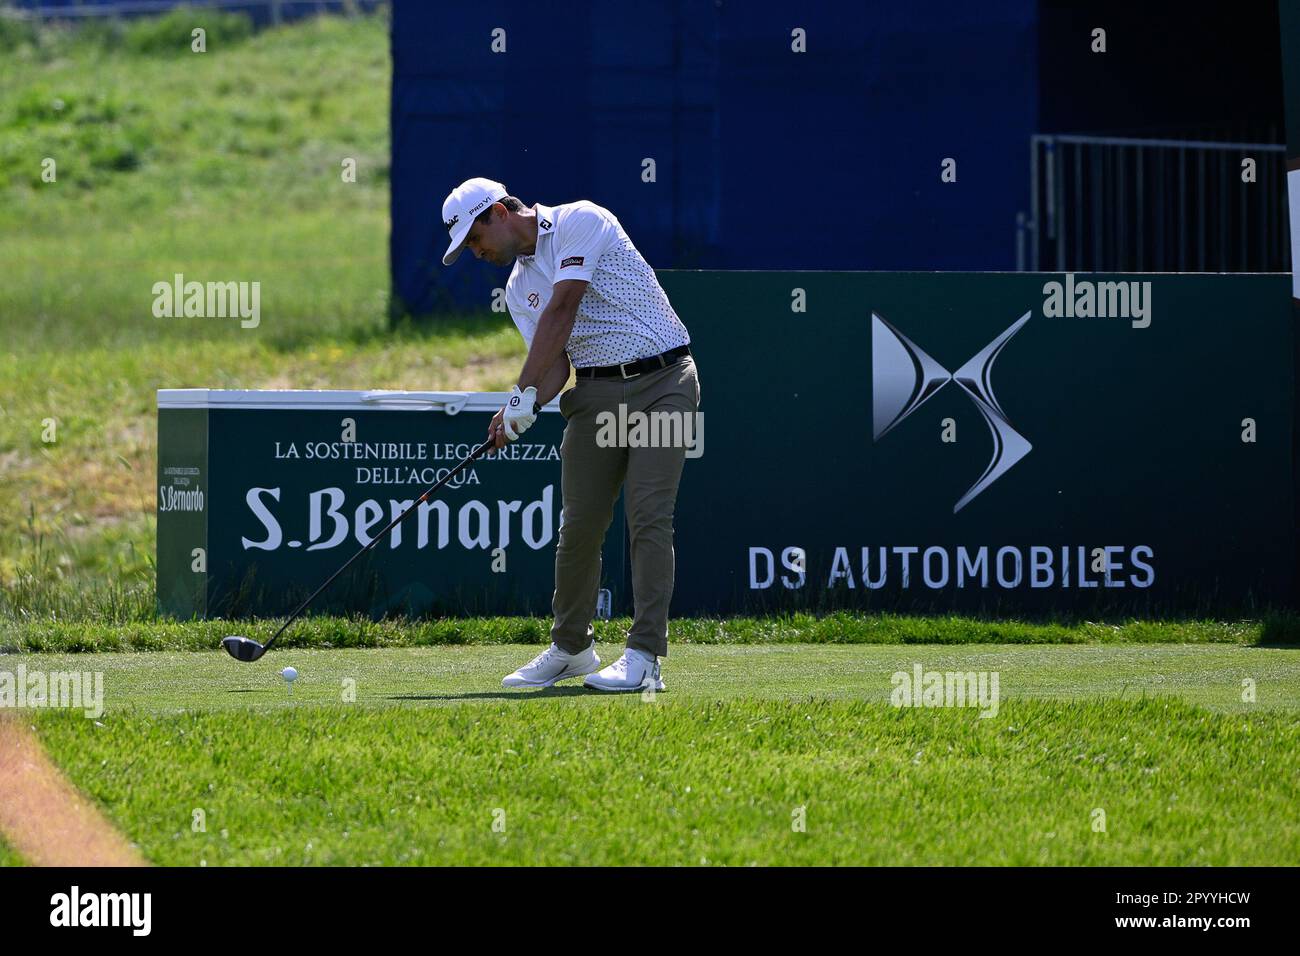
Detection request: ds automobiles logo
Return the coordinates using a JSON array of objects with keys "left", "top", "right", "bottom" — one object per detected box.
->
[{"left": 872, "top": 311, "right": 1032, "bottom": 513}]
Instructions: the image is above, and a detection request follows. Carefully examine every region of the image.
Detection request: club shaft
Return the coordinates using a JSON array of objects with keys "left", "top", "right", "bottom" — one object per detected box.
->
[{"left": 262, "top": 436, "right": 497, "bottom": 651}]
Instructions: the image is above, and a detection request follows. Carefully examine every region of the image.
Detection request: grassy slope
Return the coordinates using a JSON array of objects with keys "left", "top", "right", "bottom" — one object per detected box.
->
[
  {"left": 23, "top": 644, "right": 1300, "bottom": 864},
  {"left": 0, "top": 12, "right": 523, "bottom": 616}
]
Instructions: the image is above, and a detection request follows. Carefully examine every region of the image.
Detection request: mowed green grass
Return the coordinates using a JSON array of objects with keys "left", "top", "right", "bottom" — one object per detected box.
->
[
  {"left": 16, "top": 642, "right": 1300, "bottom": 865},
  {"left": 14, "top": 643, "right": 1300, "bottom": 713}
]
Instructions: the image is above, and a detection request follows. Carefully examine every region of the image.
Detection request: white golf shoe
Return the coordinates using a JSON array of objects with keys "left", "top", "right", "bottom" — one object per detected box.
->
[
  {"left": 583, "top": 648, "right": 665, "bottom": 693},
  {"left": 502, "top": 642, "right": 601, "bottom": 688}
]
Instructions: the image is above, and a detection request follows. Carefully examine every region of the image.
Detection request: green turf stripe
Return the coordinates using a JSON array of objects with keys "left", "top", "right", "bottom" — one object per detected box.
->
[{"left": 9, "top": 643, "right": 1300, "bottom": 714}]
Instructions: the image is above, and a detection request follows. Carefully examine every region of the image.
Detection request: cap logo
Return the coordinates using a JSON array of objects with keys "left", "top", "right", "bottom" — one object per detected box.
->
[{"left": 444, "top": 214, "right": 459, "bottom": 231}]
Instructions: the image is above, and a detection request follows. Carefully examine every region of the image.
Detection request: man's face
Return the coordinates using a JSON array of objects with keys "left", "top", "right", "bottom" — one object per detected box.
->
[{"left": 463, "top": 204, "right": 512, "bottom": 265}]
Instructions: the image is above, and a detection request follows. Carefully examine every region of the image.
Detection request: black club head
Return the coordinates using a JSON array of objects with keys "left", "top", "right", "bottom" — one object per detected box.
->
[{"left": 222, "top": 635, "right": 266, "bottom": 662}]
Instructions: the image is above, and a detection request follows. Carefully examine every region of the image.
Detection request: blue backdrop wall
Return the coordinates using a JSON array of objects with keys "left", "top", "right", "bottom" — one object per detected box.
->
[{"left": 391, "top": 0, "right": 1039, "bottom": 316}]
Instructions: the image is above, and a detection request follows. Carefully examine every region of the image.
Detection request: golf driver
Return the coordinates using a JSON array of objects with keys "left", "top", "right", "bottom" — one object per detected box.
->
[{"left": 222, "top": 424, "right": 521, "bottom": 663}]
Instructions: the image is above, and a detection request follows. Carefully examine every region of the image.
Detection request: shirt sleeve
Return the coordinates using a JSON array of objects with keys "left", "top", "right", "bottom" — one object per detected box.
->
[{"left": 553, "top": 205, "right": 615, "bottom": 283}]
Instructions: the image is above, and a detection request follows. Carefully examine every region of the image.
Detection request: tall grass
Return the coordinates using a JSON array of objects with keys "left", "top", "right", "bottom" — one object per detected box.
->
[
  {"left": 3, "top": 606, "right": 1295, "bottom": 653},
  {"left": 0, "top": 9, "right": 533, "bottom": 620}
]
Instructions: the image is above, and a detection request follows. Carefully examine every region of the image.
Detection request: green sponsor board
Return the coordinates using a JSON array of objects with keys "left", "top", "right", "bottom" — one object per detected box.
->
[
  {"left": 157, "top": 390, "right": 626, "bottom": 619},
  {"left": 160, "top": 273, "right": 1296, "bottom": 620},
  {"left": 659, "top": 271, "right": 1297, "bottom": 616},
  {"left": 157, "top": 408, "right": 209, "bottom": 616}
]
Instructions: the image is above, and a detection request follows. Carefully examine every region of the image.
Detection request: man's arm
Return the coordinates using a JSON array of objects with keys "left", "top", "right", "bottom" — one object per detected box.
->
[
  {"left": 488, "top": 326, "right": 575, "bottom": 450},
  {"left": 535, "top": 350, "right": 573, "bottom": 406},
  {"left": 517, "top": 279, "right": 587, "bottom": 391}
]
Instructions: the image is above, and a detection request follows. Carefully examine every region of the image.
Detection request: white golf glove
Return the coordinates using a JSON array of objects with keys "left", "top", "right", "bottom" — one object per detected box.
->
[{"left": 502, "top": 385, "right": 538, "bottom": 440}]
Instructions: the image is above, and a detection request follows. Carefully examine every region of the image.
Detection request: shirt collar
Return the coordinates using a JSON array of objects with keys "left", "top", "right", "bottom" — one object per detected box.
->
[
  {"left": 517, "top": 204, "right": 555, "bottom": 262},
  {"left": 534, "top": 204, "right": 556, "bottom": 238}
]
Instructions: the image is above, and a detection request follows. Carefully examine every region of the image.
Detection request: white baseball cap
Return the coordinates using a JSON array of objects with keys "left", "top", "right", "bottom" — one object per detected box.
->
[{"left": 441, "top": 177, "right": 509, "bottom": 265}]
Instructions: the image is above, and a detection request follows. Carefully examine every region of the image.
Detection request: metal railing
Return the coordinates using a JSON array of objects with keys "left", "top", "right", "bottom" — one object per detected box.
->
[{"left": 1019, "top": 134, "right": 1290, "bottom": 273}]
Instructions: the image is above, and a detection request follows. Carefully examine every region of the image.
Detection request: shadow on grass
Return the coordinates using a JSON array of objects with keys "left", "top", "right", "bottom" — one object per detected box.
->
[
  {"left": 1258, "top": 611, "right": 1300, "bottom": 646},
  {"left": 831, "top": 604, "right": 1300, "bottom": 648},
  {"left": 389, "top": 687, "right": 635, "bottom": 702}
]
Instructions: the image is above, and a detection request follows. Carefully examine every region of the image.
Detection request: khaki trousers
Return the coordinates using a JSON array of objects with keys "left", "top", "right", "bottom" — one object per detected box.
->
[{"left": 551, "top": 356, "right": 700, "bottom": 658}]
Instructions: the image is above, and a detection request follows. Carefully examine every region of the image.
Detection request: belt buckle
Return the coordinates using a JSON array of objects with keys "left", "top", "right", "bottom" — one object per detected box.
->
[{"left": 618, "top": 361, "right": 635, "bottom": 379}]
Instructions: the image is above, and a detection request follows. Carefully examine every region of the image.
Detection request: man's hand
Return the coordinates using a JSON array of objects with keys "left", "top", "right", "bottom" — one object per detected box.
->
[
  {"left": 501, "top": 384, "right": 538, "bottom": 440},
  {"left": 487, "top": 407, "right": 508, "bottom": 449}
]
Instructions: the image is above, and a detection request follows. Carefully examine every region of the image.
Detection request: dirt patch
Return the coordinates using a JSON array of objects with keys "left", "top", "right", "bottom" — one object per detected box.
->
[{"left": 0, "top": 713, "right": 146, "bottom": 866}]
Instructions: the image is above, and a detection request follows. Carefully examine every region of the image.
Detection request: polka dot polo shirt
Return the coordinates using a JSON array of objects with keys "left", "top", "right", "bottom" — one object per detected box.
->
[{"left": 505, "top": 200, "right": 691, "bottom": 368}]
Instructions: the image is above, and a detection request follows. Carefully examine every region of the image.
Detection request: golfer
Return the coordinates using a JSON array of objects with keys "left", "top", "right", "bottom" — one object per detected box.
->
[{"left": 441, "top": 177, "right": 699, "bottom": 692}]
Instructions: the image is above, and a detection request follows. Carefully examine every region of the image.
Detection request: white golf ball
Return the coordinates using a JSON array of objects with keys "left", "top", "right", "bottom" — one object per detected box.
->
[{"left": 280, "top": 666, "right": 298, "bottom": 683}]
